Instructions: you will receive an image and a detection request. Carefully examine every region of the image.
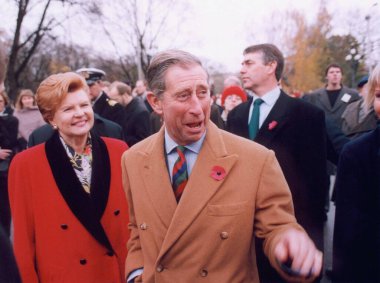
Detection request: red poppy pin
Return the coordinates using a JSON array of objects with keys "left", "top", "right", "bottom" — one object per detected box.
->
[
  {"left": 268, "top": 120, "right": 278, "bottom": 130},
  {"left": 210, "top": 166, "right": 226, "bottom": 181}
]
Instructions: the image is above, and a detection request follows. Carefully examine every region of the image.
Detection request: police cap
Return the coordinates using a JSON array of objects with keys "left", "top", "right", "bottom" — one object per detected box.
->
[{"left": 76, "top": 67, "right": 106, "bottom": 85}]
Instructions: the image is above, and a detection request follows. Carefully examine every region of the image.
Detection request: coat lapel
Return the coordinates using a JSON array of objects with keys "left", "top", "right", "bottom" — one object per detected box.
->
[
  {"left": 92, "top": 91, "right": 107, "bottom": 114},
  {"left": 331, "top": 89, "right": 346, "bottom": 112},
  {"left": 319, "top": 89, "right": 332, "bottom": 111},
  {"left": 157, "top": 122, "right": 238, "bottom": 260},
  {"left": 89, "top": 133, "right": 111, "bottom": 221},
  {"left": 140, "top": 128, "right": 178, "bottom": 229},
  {"left": 45, "top": 131, "right": 113, "bottom": 251},
  {"left": 255, "top": 91, "right": 291, "bottom": 146}
]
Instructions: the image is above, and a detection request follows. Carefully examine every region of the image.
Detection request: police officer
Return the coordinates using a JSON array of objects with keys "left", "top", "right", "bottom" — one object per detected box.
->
[{"left": 76, "top": 68, "right": 126, "bottom": 128}]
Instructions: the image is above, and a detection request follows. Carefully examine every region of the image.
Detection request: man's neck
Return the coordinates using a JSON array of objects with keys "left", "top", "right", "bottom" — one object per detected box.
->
[
  {"left": 124, "top": 96, "right": 134, "bottom": 107},
  {"left": 92, "top": 91, "right": 104, "bottom": 104},
  {"left": 252, "top": 83, "right": 279, "bottom": 97},
  {"left": 326, "top": 83, "right": 341, "bottom": 91}
]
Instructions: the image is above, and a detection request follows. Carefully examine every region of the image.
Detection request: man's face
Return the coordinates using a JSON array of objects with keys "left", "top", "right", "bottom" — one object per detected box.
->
[
  {"left": 240, "top": 52, "right": 271, "bottom": 92},
  {"left": 326, "top": 67, "right": 342, "bottom": 86},
  {"left": 153, "top": 64, "right": 211, "bottom": 145},
  {"left": 108, "top": 87, "right": 124, "bottom": 105},
  {"left": 88, "top": 81, "right": 102, "bottom": 101},
  {"left": 135, "top": 81, "right": 146, "bottom": 96}
]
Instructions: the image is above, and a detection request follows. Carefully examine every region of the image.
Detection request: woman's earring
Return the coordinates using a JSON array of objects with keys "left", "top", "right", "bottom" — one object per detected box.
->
[{"left": 52, "top": 124, "right": 58, "bottom": 130}]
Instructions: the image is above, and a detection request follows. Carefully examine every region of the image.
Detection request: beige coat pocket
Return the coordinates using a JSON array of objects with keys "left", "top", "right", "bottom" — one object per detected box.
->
[{"left": 207, "top": 201, "right": 248, "bottom": 216}]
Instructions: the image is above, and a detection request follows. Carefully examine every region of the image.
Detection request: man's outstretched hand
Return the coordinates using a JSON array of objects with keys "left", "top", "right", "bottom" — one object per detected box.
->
[{"left": 274, "top": 228, "right": 323, "bottom": 282}]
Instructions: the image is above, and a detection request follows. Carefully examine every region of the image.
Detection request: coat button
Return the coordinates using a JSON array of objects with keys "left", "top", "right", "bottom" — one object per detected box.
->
[
  {"left": 106, "top": 251, "right": 114, "bottom": 256},
  {"left": 60, "top": 224, "right": 68, "bottom": 230},
  {"left": 156, "top": 264, "right": 164, "bottom": 272},
  {"left": 140, "top": 223, "right": 148, "bottom": 230},
  {"left": 114, "top": 210, "right": 120, "bottom": 216},
  {"left": 200, "top": 268, "right": 208, "bottom": 277},
  {"left": 79, "top": 258, "right": 87, "bottom": 265},
  {"left": 220, "top": 231, "right": 229, "bottom": 239}
]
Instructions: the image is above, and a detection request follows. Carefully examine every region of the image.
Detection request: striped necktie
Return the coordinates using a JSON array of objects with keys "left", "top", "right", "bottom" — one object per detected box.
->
[
  {"left": 249, "top": 98, "right": 264, "bottom": 140},
  {"left": 172, "top": 145, "right": 188, "bottom": 202}
]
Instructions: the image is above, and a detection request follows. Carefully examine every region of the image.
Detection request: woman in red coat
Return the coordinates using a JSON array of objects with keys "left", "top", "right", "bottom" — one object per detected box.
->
[{"left": 8, "top": 72, "right": 130, "bottom": 283}]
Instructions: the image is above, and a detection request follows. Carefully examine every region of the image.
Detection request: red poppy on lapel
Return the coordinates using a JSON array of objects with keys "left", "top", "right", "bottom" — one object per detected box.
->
[
  {"left": 210, "top": 166, "right": 226, "bottom": 181},
  {"left": 268, "top": 120, "right": 278, "bottom": 130}
]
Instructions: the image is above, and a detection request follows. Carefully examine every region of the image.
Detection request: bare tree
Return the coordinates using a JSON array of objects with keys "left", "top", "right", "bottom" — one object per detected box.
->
[
  {"left": 4, "top": 0, "right": 99, "bottom": 101},
  {"left": 0, "top": 29, "right": 11, "bottom": 90},
  {"left": 100, "top": 0, "right": 189, "bottom": 81}
]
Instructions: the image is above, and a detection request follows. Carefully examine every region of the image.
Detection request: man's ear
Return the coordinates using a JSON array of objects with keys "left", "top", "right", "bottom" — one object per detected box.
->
[
  {"left": 147, "top": 91, "right": 163, "bottom": 115},
  {"left": 267, "top": 61, "right": 277, "bottom": 75}
]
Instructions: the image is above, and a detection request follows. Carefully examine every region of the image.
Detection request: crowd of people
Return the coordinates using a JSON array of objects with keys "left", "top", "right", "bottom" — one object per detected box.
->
[{"left": 0, "top": 43, "right": 379, "bottom": 283}]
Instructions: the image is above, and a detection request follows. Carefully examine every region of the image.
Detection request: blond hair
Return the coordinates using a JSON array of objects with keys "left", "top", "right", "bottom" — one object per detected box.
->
[
  {"left": 36, "top": 72, "right": 87, "bottom": 122},
  {"left": 365, "top": 64, "right": 380, "bottom": 111}
]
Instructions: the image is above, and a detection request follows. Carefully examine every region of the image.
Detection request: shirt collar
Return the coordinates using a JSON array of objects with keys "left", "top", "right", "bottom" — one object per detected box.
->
[
  {"left": 59, "top": 133, "right": 92, "bottom": 156},
  {"left": 92, "top": 91, "right": 104, "bottom": 105},
  {"left": 164, "top": 128, "right": 206, "bottom": 155},
  {"left": 252, "top": 86, "right": 281, "bottom": 106}
]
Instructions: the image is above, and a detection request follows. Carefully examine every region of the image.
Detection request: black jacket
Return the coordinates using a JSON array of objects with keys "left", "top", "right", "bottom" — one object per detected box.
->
[
  {"left": 93, "top": 92, "right": 126, "bottom": 127},
  {"left": 227, "top": 92, "right": 328, "bottom": 282},
  {"left": 227, "top": 92, "right": 328, "bottom": 244},
  {"left": 333, "top": 124, "right": 380, "bottom": 283},
  {"left": 28, "top": 114, "right": 124, "bottom": 147},
  {"left": 122, "top": 97, "right": 151, "bottom": 146}
]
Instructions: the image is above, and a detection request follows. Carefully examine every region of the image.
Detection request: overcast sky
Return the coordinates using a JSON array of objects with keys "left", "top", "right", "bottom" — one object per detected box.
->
[
  {"left": 1, "top": 0, "right": 379, "bottom": 73},
  {"left": 183, "top": 0, "right": 379, "bottom": 72}
]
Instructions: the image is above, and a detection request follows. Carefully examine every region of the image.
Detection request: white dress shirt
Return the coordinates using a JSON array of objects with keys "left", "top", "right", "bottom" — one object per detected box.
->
[
  {"left": 165, "top": 129, "right": 205, "bottom": 182},
  {"left": 248, "top": 87, "right": 281, "bottom": 128}
]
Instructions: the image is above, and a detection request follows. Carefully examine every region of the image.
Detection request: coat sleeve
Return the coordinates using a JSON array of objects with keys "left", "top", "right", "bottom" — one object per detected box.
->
[
  {"left": 8, "top": 153, "right": 39, "bottom": 283},
  {"left": 122, "top": 153, "right": 144, "bottom": 278},
  {"left": 300, "top": 108, "right": 328, "bottom": 222},
  {"left": 253, "top": 151, "right": 304, "bottom": 265}
]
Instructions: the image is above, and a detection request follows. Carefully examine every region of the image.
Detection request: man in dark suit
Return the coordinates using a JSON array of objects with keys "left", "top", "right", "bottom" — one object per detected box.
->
[
  {"left": 109, "top": 81, "right": 151, "bottom": 146},
  {"left": 28, "top": 113, "right": 124, "bottom": 147},
  {"left": 133, "top": 79, "right": 153, "bottom": 112},
  {"left": 303, "top": 63, "right": 360, "bottom": 130},
  {"left": 76, "top": 68, "right": 126, "bottom": 127},
  {"left": 0, "top": 112, "right": 19, "bottom": 237},
  {"left": 227, "top": 43, "right": 328, "bottom": 282},
  {"left": 303, "top": 64, "right": 361, "bottom": 212}
]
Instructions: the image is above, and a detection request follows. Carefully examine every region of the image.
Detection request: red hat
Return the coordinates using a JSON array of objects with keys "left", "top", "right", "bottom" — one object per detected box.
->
[{"left": 221, "top": 85, "right": 247, "bottom": 106}]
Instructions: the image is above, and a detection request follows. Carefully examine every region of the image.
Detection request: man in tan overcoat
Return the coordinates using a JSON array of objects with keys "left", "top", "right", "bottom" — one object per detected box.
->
[{"left": 122, "top": 49, "right": 322, "bottom": 283}]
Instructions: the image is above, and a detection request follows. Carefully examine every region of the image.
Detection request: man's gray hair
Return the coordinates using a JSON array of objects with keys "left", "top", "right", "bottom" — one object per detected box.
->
[{"left": 147, "top": 49, "right": 207, "bottom": 97}]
